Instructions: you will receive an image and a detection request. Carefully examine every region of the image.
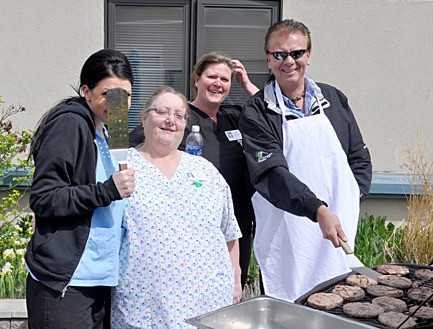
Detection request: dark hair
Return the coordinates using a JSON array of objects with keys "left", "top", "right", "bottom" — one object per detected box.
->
[
  {"left": 264, "top": 19, "right": 312, "bottom": 53},
  {"left": 190, "top": 51, "right": 234, "bottom": 99},
  {"left": 264, "top": 19, "right": 312, "bottom": 83},
  {"left": 30, "top": 49, "right": 134, "bottom": 157},
  {"left": 79, "top": 49, "right": 134, "bottom": 91}
]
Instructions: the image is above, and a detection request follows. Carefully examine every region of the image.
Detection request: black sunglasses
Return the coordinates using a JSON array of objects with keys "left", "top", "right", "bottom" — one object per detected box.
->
[{"left": 267, "top": 49, "right": 308, "bottom": 61}]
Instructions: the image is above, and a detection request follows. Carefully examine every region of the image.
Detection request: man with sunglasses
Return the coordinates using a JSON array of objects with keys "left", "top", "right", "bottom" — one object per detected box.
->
[{"left": 239, "top": 19, "right": 372, "bottom": 302}]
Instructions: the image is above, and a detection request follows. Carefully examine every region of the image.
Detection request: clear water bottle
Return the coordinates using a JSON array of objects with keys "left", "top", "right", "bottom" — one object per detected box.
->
[{"left": 185, "top": 125, "right": 203, "bottom": 156}]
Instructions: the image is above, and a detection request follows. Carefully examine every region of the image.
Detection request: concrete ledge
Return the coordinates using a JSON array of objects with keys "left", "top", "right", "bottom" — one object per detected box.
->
[
  {"left": 369, "top": 174, "right": 413, "bottom": 198},
  {"left": 0, "top": 299, "right": 27, "bottom": 318},
  {"left": 0, "top": 299, "right": 27, "bottom": 329}
]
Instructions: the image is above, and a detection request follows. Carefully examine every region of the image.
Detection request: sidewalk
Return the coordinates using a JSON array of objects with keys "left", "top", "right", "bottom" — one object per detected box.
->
[{"left": 0, "top": 299, "right": 27, "bottom": 329}]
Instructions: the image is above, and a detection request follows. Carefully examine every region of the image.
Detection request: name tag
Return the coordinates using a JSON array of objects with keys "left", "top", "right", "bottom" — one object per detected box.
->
[
  {"left": 186, "top": 171, "right": 207, "bottom": 188},
  {"left": 186, "top": 172, "right": 207, "bottom": 181},
  {"left": 225, "top": 129, "right": 242, "bottom": 141}
]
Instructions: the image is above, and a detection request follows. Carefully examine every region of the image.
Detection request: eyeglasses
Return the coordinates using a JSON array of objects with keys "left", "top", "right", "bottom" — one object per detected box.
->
[
  {"left": 148, "top": 108, "right": 189, "bottom": 122},
  {"left": 267, "top": 49, "right": 308, "bottom": 61}
]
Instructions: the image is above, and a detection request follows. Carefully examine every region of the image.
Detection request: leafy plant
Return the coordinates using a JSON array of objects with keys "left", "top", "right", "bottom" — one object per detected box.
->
[
  {"left": 247, "top": 246, "right": 259, "bottom": 284},
  {"left": 242, "top": 244, "right": 262, "bottom": 300},
  {"left": 354, "top": 213, "right": 396, "bottom": 267},
  {"left": 0, "top": 96, "right": 33, "bottom": 229},
  {"left": 0, "top": 214, "right": 33, "bottom": 298},
  {"left": 0, "top": 96, "right": 33, "bottom": 298}
]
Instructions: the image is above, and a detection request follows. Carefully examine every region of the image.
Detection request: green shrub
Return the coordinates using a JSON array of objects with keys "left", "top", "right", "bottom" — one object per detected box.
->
[
  {"left": 354, "top": 213, "right": 395, "bottom": 267},
  {"left": 0, "top": 214, "right": 33, "bottom": 298},
  {"left": 0, "top": 96, "right": 33, "bottom": 298},
  {"left": 0, "top": 96, "right": 33, "bottom": 229},
  {"left": 247, "top": 246, "right": 259, "bottom": 284}
]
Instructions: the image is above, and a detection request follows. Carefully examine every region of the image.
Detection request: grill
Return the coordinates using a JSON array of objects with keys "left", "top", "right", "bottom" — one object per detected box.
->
[
  {"left": 186, "top": 295, "right": 376, "bottom": 328},
  {"left": 294, "top": 264, "right": 433, "bottom": 329}
]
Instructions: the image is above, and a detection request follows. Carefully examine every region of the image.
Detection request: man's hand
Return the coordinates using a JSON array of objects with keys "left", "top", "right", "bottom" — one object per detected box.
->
[{"left": 315, "top": 205, "right": 347, "bottom": 247}]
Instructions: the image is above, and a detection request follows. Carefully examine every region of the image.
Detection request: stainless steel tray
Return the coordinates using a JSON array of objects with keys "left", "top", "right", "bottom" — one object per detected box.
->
[{"left": 186, "top": 295, "right": 376, "bottom": 329}]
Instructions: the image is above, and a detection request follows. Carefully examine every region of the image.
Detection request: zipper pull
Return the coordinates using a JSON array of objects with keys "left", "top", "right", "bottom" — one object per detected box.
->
[{"left": 61, "top": 286, "right": 68, "bottom": 298}]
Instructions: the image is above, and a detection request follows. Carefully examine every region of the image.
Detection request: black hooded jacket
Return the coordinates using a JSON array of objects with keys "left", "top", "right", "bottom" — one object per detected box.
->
[
  {"left": 239, "top": 82, "right": 372, "bottom": 221},
  {"left": 25, "top": 97, "right": 121, "bottom": 293}
]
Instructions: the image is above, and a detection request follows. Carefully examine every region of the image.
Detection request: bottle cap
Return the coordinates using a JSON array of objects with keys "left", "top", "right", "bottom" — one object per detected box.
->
[{"left": 191, "top": 125, "right": 200, "bottom": 133}]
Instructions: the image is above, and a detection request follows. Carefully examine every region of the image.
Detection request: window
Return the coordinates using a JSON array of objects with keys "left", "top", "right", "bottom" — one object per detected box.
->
[{"left": 107, "top": 0, "right": 280, "bottom": 129}]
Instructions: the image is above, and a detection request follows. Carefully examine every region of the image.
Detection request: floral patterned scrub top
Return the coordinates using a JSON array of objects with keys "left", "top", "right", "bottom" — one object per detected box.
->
[{"left": 111, "top": 148, "right": 242, "bottom": 328}]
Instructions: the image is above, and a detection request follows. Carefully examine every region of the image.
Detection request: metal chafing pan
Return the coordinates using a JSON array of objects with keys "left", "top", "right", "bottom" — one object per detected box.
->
[{"left": 186, "top": 295, "right": 376, "bottom": 328}]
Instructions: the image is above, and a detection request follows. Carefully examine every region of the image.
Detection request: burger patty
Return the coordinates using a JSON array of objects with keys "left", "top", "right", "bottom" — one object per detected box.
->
[
  {"left": 307, "top": 292, "right": 343, "bottom": 310},
  {"left": 366, "top": 284, "right": 404, "bottom": 298},
  {"left": 372, "top": 296, "right": 407, "bottom": 313},
  {"left": 377, "top": 274, "right": 413, "bottom": 289},
  {"left": 407, "top": 286, "right": 433, "bottom": 302},
  {"left": 346, "top": 274, "right": 378, "bottom": 288},
  {"left": 342, "top": 302, "right": 384, "bottom": 318},
  {"left": 331, "top": 284, "right": 365, "bottom": 301},
  {"left": 376, "top": 264, "right": 410, "bottom": 276},
  {"left": 415, "top": 269, "right": 433, "bottom": 280},
  {"left": 409, "top": 305, "right": 433, "bottom": 320},
  {"left": 378, "top": 311, "right": 417, "bottom": 329}
]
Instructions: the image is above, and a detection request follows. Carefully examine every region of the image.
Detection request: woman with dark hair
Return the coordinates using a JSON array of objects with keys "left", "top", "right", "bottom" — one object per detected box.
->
[{"left": 25, "top": 49, "right": 136, "bottom": 329}]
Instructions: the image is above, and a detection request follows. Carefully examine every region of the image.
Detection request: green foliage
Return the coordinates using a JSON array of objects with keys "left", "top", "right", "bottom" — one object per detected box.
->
[
  {"left": 0, "top": 96, "right": 34, "bottom": 298},
  {"left": 354, "top": 213, "right": 396, "bottom": 267},
  {"left": 0, "top": 214, "right": 33, "bottom": 298},
  {"left": 0, "top": 96, "right": 33, "bottom": 229},
  {"left": 247, "top": 246, "right": 259, "bottom": 284}
]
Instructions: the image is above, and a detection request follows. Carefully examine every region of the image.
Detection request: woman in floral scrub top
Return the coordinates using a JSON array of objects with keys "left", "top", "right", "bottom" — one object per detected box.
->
[{"left": 111, "top": 86, "right": 242, "bottom": 328}]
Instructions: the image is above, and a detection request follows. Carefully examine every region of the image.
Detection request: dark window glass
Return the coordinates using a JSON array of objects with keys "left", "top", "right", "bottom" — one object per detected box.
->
[
  {"left": 107, "top": 0, "right": 280, "bottom": 130},
  {"left": 197, "top": 0, "right": 279, "bottom": 105}
]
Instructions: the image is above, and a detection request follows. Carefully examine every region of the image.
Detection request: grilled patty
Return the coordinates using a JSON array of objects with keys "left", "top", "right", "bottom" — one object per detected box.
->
[
  {"left": 331, "top": 284, "right": 365, "bottom": 301},
  {"left": 378, "top": 311, "right": 417, "bottom": 329},
  {"left": 376, "top": 264, "right": 410, "bottom": 276},
  {"left": 377, "top": 275, "right": 413, "bottom": 289},
  {"left": 372, "top": 296, "right": 407, "bottom": 313},
  {"left": 342, "top": 302, "right": 384, "bottom": 318},
  {"left": 346, "top": 274, "right": 378, "bottom": 288},
  {"left": 307, "top": 292, "right": 343, "bottom": 310},
  {"left": 366, "top": 284, "right": 404, "bottom": 298}
]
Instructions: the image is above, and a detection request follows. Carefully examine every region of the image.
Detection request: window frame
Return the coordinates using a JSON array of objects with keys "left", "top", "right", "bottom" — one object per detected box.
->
[
  {"left": 195, "top": 0, "right": 280, "bottom": 62},
  {"left": 107, "top": 0, "right": 191, "bottom": 93},
  {"left": 106, "top": 0, "right": 281, "bottom": 127}
]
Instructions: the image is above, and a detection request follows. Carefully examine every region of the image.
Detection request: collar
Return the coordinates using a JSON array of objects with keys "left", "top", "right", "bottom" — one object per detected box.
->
[{"left": 264, "top": 76, "right": 331, "bottom": 119}]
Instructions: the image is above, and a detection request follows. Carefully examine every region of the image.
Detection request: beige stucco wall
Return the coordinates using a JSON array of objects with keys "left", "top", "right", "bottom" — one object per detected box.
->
[
  {"left": 282, "top": 1, "right": 433, "bottom": 173},
  {"left": 1, "top": 0, "right": 433, "bottom": 220},
  {"left": 0, "top": 0, "right": 104, "bottom": 131},
  {"left": 360, "top": 197, "right": 408, "bottom": 222},
  {"left": 282, "top": 0, "right": 433, "bottom": 220}
]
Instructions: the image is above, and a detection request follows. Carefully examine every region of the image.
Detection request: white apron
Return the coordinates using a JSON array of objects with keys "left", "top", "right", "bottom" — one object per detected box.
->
[{"left": 252, "top": 84, "right": 360, "bottom": 302}]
